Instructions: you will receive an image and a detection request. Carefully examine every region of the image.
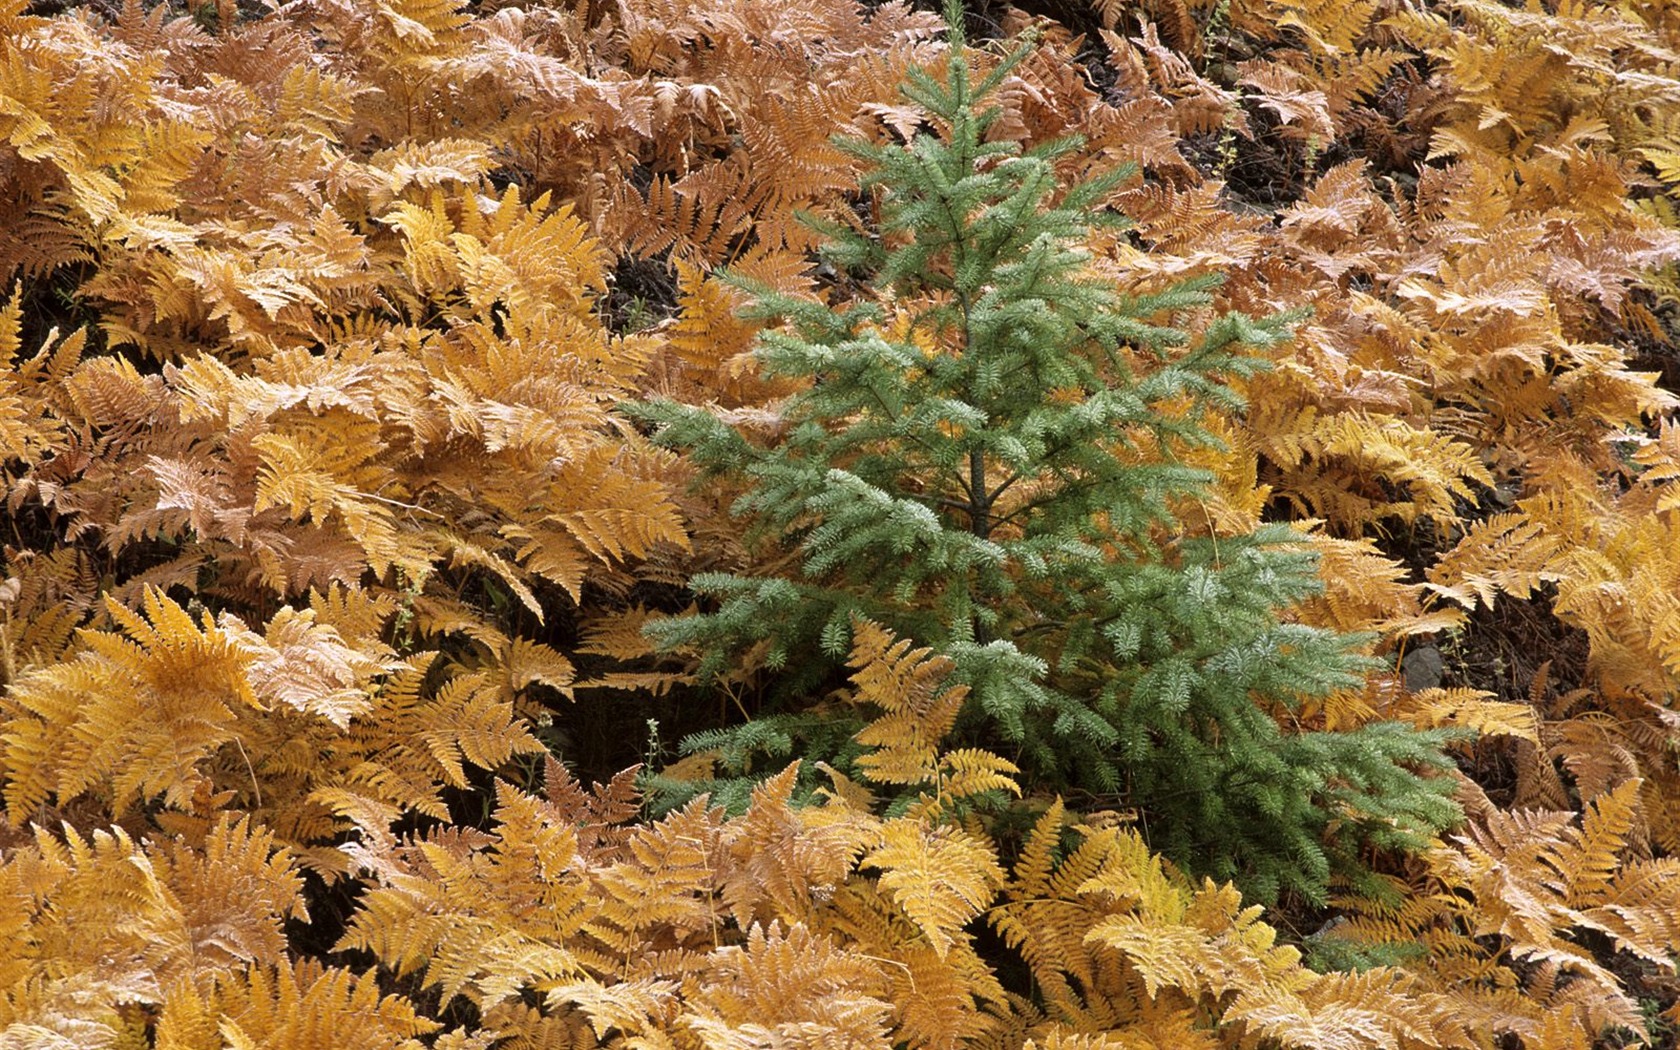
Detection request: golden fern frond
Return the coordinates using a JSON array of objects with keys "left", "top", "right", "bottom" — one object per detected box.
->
[
  {"left": 0, "top": 588, "right": 82, "bottom": 677},
  {"left": 250, "top": 422, "right": 428, "bottom": 582},
  {"left": 0, "top": 200, "right": 94, "bottom": 281},
  {"left": 1085, "top": 911, "right": 1225, "bottom": 1001},
  {"left": 158, "top": 959, "right": 439, "bottom": 1050},
  {"left": 645, "top": 260, "right": 789, "bottom": 408},
  {"left": 305, "top": 584, "right": 400, "bottom": 649},
  {"left": 62, "top": 354, "right": 165, "bottom": 430},
  {"left": 1271, "top": 967, "right": 1470, "bottom": 1050},
  {"left": 546, "top": 456, "right": 691, "bottom": 566},
  {"left": 679, "top": 922, "right": 893, "bottom": 1047},
  {"left": 1628, "top": 421, "right": 1680, "bottom": 512},
  {"left": 546, "top": 977, "right": 678, "bottom": 1044},
  {"left": 1550, "top": 778, "right": 1642, "bottom": 906},
  {"left": 1313, "top": 414, "right": 1492, "bottom": 526},
  {"left": 0, "top": 827, "right": 173, "bottom": 1041},
  {"left": 588, "top": 795, "right": 724, "bottom": 955},
  {"left": 227, "top": 606, "right": 384, "bottom": 728},
  {"left": 409, "top": 594, "right": 513, "bottom": 653},
  {"left": 156, "top": 815, "right": 309, "bottom": 971},
  {"left": 1400, "top": 686, "right": 1540, "bottom": 743},
  {"left": 1292, "top": 534, "right": 1463, "bottom": 656},
  {"left": 992, "top": 815, "right": 1456, "bottom": 1049},
  {"left": 1423, "top": 778, "right": 1679, "bottom": 1041},
  {"left": 456, "top": 187, "right": 607, "bottom": 314},
  {"left": 273, "top": 63, "right": 368, "bottom": 143},
  {"left": 862, "top": 817, "right": 1004, "bottom": 960},
  {"left": 575, "top": 606, "right": 661, "bottom": 665},
  {"left": 0, "top": 814, "right": 313, "bottom": 1046},
  {"left": 1012, "top": 799, "right": 1068, "bottom": 901},
  {"left": 1425, "top": 512, "right": 1560, "bottom": 610},
  {"left": 0, "top": 289, "right": 72, "bottom": 465},
  {"left": 822, "top": 865, "right": 1003, "bottom": 1046},
  {"left": 477, "top": 1001, "right": 604, "bottom": 1050},
  {"left": 337, "top": 780, "right": 590, "bottom": 1007},
  {"left": 736, "top": 93, "right": 864, "bottom": 255},
  {"left": 928, "top": 750, "right": 1021, "bottom": 809},
  {"left": 417, "top": 671, "right": 547, "bottom": 788},
  {"left": 1578, "top": 853, "right": 1680, "bottom": 968},
  {"left": 432, "top": 534, "right": 544, "bottom": 622},
  {"left": 310, "top": 650, "right": 543, "bottom": 828},
  {"left": 1, "top": 587, "right": 256, "bottom": 822},
  {"left": 1237, "top": 0, "right": 1380, "bottom": 51},
  {"left": 717, "top": 763, "right": 880, "bottom": 929},
  {"left": 848, "top": 617, "right": 969, "bottom": 789}
]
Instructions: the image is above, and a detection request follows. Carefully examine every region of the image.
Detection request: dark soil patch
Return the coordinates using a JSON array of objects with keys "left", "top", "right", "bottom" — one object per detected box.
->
[{"left": 605, "top": 254, "right": 679, "bottom": 336}]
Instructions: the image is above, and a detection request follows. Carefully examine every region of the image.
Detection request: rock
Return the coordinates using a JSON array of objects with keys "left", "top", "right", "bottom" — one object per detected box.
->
[{"left": 1401, "top": 645, "right": 1445, "bottom": 692}]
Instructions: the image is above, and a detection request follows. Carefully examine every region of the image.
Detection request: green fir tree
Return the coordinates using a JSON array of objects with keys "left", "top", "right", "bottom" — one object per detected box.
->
[{"left": 627, "top": 8, "right": 1459, "bottom": 902}]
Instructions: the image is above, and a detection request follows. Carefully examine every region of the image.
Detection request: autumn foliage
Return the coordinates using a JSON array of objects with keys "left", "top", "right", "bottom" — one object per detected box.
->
[{"left": 3, "top": 0, "right": 1680, "bottom": 1044}]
